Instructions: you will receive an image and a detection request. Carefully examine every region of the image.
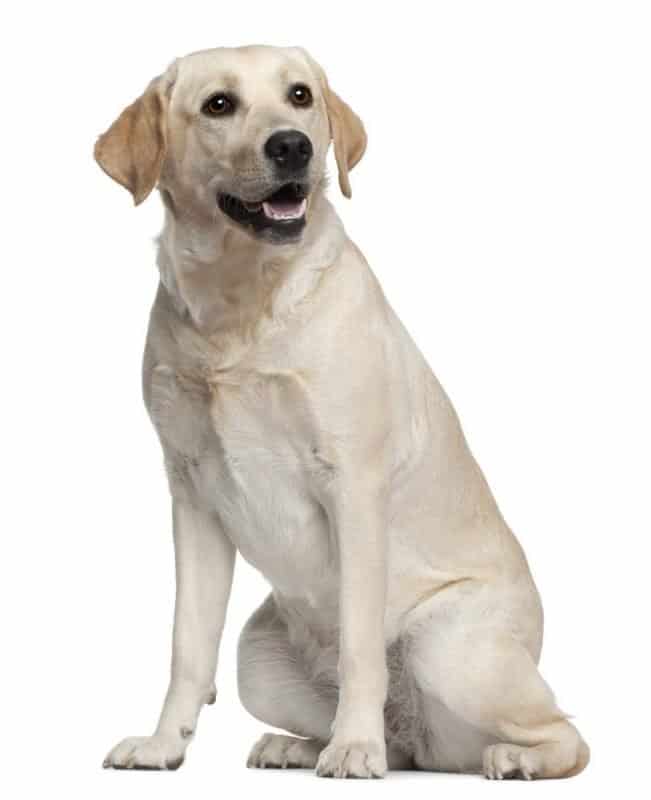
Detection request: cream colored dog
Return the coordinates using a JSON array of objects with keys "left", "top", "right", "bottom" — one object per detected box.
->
[{"left": 95, "top": 45, "right": 589, "bottom": 780}]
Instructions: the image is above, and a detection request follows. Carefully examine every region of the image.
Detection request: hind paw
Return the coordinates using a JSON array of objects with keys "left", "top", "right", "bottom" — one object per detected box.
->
[
  {"left": 247, "top": 733, "right": 321, "bottom": 769},
  {"left": 483, "top": 743, "right": 542, "bottom": 780}
]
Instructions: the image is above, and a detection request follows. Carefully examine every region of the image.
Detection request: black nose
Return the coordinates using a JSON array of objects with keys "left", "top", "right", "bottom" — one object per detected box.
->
[{"left": 264, "top": 130, "right": 313, "bottom": 173}]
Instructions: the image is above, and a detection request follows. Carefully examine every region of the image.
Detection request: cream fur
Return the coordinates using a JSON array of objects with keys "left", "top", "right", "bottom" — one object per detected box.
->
[{"left": 96, "top": 45, "right": 589, "bottom": 780}]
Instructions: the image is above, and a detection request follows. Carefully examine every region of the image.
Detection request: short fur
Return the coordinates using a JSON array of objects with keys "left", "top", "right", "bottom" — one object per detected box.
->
[{"left": 96, "top": 45, "right": 589, "bottom": 779}]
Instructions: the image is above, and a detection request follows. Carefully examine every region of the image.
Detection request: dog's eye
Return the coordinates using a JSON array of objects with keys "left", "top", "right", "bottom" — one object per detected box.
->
[
  {"left": 201, "top": 93, "right": 236, "bottom": 117},
  {"left": 288, "top": 84, "right": 313, "bottom": 108}
]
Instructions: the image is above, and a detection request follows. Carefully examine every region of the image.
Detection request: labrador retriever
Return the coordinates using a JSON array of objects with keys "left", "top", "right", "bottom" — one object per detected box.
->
[{"left": 95, "top": 45, "right": 589, "bottom": 780}]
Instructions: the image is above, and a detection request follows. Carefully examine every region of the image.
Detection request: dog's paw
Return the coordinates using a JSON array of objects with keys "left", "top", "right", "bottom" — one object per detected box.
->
[
  {"left": 247, "top": 733, "right": 322, "bottom": 769},
  {"left": 483, "top": 743, "right": 543, "bottom": 780},
  {"left": 103, "top": 734, "right": 186, "bottom": 771},
  {"left": 315, "top": 740, "right": 387, "bottom": 778}
]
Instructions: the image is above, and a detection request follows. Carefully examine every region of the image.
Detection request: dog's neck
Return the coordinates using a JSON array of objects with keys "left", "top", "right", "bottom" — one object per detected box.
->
[{"left": 156, "top": 187, "right": 346, "bottom": 339}]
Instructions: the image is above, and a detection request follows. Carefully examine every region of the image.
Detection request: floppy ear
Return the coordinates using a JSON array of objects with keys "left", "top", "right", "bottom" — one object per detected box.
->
[
  {"left": 94, "top": 77, "right": 169, "bottom": 205},
  {"left": 323, "top": 85, "right": 367, "bottom": 198},
  {"left": 299, "top": 50, "right": 366, "bottom": 198}
]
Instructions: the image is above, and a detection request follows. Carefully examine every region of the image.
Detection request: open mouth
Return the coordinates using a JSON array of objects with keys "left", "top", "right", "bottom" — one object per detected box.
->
[{"left": 217, "top": 182, "right": 308, "bottom": 241}]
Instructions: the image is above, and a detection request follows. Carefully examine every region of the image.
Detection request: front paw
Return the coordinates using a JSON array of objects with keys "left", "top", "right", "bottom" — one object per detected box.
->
[
  {"left": 316, "top": 739, "right": 387, "bottom": 779},
  {"left": 103, "top": 734, "right": 186, "bottom": 770}
]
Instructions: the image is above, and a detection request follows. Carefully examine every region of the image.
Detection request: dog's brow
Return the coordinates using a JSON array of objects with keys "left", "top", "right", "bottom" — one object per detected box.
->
[
  {"left": 280, "top": 67, "right": 311, "bottom": 86},
  {"left": 202, "top": 71, "right": 239, "bottom": 94},
  {"left": 193, "top": 71, "right": 240, "bottom": 109},
  {"left": 220, "top": 71, "right": 239, "bottom": 90}
]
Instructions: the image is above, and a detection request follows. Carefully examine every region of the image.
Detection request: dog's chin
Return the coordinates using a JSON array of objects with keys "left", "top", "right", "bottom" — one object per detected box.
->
[{"left": 217, "top": 181, "right": 309, "bottom": 244}]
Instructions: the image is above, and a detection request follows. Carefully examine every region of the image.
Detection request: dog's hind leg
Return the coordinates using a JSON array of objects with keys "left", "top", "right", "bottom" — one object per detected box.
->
[
  {"left": 408, "top": 612, "right": 589, "bottom": 779},
  {"left": 238, "top": 595, "right": 336, "bottom": 768}
]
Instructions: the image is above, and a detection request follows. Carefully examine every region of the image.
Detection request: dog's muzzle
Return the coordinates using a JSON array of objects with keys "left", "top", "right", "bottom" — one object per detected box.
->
[{"left": 217, "top": 181, "right": 309, "bottom": 242}]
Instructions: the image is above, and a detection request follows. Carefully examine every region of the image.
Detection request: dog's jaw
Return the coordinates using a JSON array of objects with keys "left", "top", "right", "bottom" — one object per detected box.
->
[{"left": 217, "top": 181, "right": 310, "bottom": 244}]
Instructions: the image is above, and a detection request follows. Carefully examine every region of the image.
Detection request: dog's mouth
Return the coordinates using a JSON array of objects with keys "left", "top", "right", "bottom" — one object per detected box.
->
[{"left": 217, "top": 182, "right": 308, "bottom": 242}]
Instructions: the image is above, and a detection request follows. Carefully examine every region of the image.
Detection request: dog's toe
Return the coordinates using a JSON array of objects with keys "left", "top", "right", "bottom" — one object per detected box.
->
[
  {"left": 247, "top": 733, "right": 322, "bottom": 769},
  {"left": 483, "top": 744, "right": 543, "bottom": 780},
  {"left": 315, "top": 740, "right": 387, "bottom": 779},
  {"left": 103, "top": 734, "right": 186, "bottom": 771}
]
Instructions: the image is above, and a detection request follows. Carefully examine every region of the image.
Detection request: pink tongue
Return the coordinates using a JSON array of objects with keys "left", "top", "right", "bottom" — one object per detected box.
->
[{"left": 263, "top": 198, "right": 306, "bottom": 220}]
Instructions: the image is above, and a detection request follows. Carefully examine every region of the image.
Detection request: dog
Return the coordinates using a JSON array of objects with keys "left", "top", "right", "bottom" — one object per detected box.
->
[{"left": 95, "top": 45, "right": 589, "bottom": 779}]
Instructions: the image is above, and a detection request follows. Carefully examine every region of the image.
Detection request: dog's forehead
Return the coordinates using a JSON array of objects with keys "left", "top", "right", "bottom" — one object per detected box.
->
[{"left": 174, "top": 45, "right": 315, "bottom": 99}]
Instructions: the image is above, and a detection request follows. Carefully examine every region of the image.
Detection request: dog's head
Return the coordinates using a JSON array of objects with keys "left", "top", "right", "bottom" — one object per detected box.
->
[{"left": 94, "top": 46, "right": 366, "bottom": 244}]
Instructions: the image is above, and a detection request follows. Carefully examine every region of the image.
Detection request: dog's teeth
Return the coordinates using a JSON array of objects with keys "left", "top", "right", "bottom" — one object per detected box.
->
[{"left": 262, "top": 198, "right": 307, "bottom": 221}]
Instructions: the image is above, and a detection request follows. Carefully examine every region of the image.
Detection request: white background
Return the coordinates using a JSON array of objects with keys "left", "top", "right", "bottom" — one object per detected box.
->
[{"left": 2, "top": 1, "right": 649, "bottom": 797}]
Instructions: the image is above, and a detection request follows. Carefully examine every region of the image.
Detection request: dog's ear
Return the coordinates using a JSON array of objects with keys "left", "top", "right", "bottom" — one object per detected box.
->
[
  {"left": 299, "top": 49, "right": 366, "bottom": 198},
  {"left": 323, "top": 85, "right": 367, "bottom": 198},
  {"left": 94, "top": 75, "right": 170, "bottom": 206}
]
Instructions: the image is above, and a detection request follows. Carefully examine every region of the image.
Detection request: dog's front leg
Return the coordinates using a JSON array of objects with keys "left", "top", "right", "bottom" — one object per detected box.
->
[
  {"left": 315, "top": 481, "right": 388, "bottom": 778},
  {"left": 103, "top": 501, "right": 235, "bottom": 770}
]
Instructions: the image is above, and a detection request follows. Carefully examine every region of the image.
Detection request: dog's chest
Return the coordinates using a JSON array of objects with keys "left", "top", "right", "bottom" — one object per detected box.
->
[{"left": 149, "top": 362, "right": 336, "bottom": 598}]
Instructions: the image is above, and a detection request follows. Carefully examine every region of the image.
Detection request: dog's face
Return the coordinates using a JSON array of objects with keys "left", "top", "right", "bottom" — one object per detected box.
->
[{"left": 95, "top": 46, "right": 366, "bottom": 244}]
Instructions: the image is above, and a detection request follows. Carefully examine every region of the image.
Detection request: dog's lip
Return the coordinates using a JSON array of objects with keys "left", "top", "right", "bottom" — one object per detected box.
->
[
  {"left": 216, "top": 182, "right": 310, "bottom": 240},
  {"left": 219, "top": 182, "right": 309, "bottom": 216}
]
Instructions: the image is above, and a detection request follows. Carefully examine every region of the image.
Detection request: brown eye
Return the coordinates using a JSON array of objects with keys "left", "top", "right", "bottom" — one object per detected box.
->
[
  {"left": 289, "top": 84, "right": 313, "bottom": 108},
  {"left": 201, "top": 92, "right": 236, "bottom": 117}
]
